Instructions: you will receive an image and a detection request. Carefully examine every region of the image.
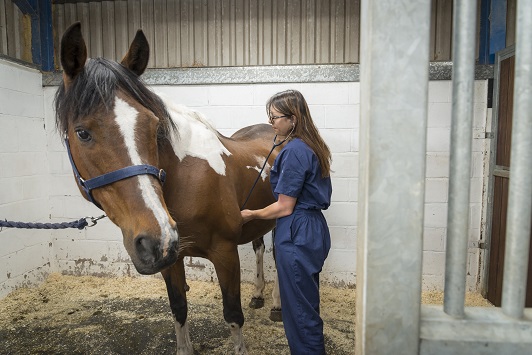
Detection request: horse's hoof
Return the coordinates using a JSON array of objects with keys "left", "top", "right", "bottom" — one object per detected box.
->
[
  {"left": 269, "top": 308, "right": 282, "bottom": 322},
  {"left": 248, "top": 297, "right": 264, "bottom": 309}
]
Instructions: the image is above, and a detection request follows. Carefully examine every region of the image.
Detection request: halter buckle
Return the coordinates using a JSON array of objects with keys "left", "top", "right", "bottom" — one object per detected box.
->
[{"left": 159, "top": 169, "right": 167, "bottom": 184}]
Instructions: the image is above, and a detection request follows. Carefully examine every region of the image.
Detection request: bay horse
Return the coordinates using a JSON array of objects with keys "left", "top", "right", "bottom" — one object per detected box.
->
[{"left": 56, "top": 22, "right": 282, "bottom": 354}]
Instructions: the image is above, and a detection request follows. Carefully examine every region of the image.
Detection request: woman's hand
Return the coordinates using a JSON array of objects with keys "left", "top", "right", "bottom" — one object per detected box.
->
[
  {"left": 240, "top": 195, "right": 297, "bottom": 224},
  {"left": 241, "top": 209, "right": 254, "bottom": 224}
]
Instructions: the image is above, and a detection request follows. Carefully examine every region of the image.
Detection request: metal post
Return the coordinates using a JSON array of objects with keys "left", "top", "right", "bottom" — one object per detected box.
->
[
  {"left": 356, "top": 1, "right": 430, "bottom": 354},
  {"left": 443, "top": 0, "right": 477, "bottom": 318},
  {"left": 501, "top": 0, "right": 532, "bottom": 319}
]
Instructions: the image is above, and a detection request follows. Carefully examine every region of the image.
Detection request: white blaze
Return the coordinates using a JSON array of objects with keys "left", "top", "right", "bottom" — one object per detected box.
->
[{"left": 113, "top": 97, "right": 178, "bottom": 253}]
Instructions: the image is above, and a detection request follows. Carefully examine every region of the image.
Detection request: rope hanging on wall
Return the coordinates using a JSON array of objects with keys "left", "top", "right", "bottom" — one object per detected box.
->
[{"left": 0, "top": 215, "right": 106, "bottom": 231}]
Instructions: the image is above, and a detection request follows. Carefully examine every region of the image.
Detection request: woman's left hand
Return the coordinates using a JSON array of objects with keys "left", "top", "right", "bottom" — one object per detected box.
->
[
  {"left": 241, "top": 209, "right": 254, "bottom": 224},
  {"left": 240, "top": 195, "right": 296, "bottom": 224}
]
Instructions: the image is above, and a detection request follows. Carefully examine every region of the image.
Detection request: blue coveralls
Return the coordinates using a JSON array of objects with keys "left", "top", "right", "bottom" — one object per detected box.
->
[{"left": 270, "top": 138, "right": 332, "bottom": 355}]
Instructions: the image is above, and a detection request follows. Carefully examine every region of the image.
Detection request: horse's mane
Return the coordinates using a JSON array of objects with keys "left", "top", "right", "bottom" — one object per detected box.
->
[
  {"left": 54, "top": 58, "right": 176, "bottom": 142},
  {"left": 189, "top": 109, "right": 218, "bottom": 134},
  {"left": 161, "top": 98, "right": 220, "bottom": 135}
]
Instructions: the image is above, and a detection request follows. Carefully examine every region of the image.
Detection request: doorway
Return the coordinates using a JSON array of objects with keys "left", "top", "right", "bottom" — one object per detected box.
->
[{"left": 486, "top": 47, "right": 532, "bottom": 307}]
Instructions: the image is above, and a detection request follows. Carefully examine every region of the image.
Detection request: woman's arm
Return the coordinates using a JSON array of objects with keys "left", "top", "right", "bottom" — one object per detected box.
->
[{"left": 241, "top": 194, "right": 297, "bottom": 224}]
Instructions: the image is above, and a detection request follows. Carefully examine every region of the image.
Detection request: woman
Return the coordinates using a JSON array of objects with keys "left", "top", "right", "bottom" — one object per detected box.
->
[{"left": 241, "top": 89, "right": 332, "bottom": 354}]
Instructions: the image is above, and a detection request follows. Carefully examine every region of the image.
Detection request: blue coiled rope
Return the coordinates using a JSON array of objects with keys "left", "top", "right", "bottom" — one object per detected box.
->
[{"left": 0, "top": 215, "right": 106, "bottom": 230}]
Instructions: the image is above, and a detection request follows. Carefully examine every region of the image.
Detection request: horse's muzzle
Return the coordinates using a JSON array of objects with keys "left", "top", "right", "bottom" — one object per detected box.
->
[{"left": 133, "top": 234, "right": 179, "bottom": 274}]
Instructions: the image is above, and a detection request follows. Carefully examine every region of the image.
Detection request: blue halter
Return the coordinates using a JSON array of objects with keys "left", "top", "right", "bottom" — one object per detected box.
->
[{"left": 65, "top": 137, "right": 166, "bottom": 210}]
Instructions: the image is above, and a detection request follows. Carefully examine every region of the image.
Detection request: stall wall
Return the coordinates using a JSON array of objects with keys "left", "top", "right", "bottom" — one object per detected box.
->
[
  {"left": 43, "top": 79, "right": 489, "bottom": 291},
  {"left": 0, "top": 59, "right": 489, "bottom": 295},
  {"left": 0, "top": 60, "right": 51, "bottom": 298}
]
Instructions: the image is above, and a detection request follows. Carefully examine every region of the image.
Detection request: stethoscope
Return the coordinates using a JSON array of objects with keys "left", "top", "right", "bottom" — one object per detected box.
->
[{"left": 240, "top": 124, "right": 295, "bottom": 210}]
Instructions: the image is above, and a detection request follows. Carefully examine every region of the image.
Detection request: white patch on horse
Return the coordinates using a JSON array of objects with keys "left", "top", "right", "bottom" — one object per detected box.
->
[
  {"left": 228, "top": 322, "right": 248, "bottom": 354},
  {"left": 162, "top": 99, "right": 231, "bottom": 175},
  {"left": 246, "top": 155, "right": 271, "bottom": 181},
  {"left": 272, "top": 273, "right": 282, "bottom": 310},
  {"left": 113, "top": 97, "right": 178, "bottom": 254},
  {"left": 174, "top": 320, "right": 193, "bottom": 355},
  {"left": 252, "top": 243, "right": 265, "bottom": 299}
]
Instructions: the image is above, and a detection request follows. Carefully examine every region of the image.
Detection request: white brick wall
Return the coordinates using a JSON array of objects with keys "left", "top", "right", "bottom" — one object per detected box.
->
[
  {"left": 421, "top": 81, "right": 488, "bottom": 291},
  {"left": 0, "top": 60, "right": 51, "bottom": 298},
  {"left": 2, "top": 69, "right": 489, "bottom": 295}
]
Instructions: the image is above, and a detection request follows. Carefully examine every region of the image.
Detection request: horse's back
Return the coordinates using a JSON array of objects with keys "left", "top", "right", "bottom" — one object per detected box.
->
[{"left": 230, "top": 123, "right": 275, "bottom": 143}]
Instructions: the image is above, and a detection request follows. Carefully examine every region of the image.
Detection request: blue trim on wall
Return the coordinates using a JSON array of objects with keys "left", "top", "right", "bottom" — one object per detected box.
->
[
  {"left": 478, "top": 0, "right": 491, "bottom": 64},
  {"left": 12, "top": 0, "right": 54, "bottom": 71},
  {"left": 489, "top": 0, "right": 507, "bottom": 63},
  {"left": 479, "top": 0, "right": 507, "bottom": 64},
  {"left": 38, "top": 1, "right": 54, "bottom": 71},
  {"left": 12, "top": 0, "right": 35, "bottom": 14}
]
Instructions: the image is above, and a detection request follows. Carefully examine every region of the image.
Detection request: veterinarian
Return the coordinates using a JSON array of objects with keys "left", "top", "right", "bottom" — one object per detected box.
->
[{"left": 241, "top": 89, "right": 332, "bottom": 354}]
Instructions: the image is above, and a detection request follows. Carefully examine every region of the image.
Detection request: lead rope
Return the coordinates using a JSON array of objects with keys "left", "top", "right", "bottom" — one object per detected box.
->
[{"left": 0, "top": 215, "right": 107, "bottom": 231}]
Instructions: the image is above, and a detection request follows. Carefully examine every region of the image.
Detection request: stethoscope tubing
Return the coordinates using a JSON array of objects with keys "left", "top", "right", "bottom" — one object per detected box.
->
[{"left": 240, "top": 126, "right": 295, "bottom": 211}]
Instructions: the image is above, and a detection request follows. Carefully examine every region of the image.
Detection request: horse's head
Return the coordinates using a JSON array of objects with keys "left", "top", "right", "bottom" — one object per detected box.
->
[{"left": 56, "top": 22, "right": 179, "bottom": 275}]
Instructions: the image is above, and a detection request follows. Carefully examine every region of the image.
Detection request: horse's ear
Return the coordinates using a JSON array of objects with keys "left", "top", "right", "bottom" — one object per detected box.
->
[
  {"left": 121, "top": 30, "right": 150, "bottom": 76},
  {"left": 60, "top": 22, "right": 87, "bottom": 83}
]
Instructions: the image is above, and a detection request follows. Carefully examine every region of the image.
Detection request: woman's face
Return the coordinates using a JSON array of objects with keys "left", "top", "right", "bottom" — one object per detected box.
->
[{"left": 268, "top": 107, "right": 294, "bottom": 137}]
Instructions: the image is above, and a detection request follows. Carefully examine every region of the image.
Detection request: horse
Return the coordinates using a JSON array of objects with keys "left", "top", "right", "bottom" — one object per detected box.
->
[{"left": 56, "top": 22, "right": 282, "bottom": 354}]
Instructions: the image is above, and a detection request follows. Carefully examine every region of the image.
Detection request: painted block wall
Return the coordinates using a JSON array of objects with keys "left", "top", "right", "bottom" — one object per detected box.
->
[
  {"left": 42, "top": 80, "right": 489, "bottom": 291},
  {"left": 0, "top": 60, "right": 51, "bottom": 298}
]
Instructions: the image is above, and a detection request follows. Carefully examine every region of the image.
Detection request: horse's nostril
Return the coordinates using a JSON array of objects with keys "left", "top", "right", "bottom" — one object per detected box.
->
[{"left": 135, "top": 235, "right": 158, "bottom": 263}]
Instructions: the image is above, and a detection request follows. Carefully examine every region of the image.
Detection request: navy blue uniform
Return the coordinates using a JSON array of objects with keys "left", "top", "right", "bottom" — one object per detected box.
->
[{"left": 270, "top": 138, "right": 332, "bottom": 354}]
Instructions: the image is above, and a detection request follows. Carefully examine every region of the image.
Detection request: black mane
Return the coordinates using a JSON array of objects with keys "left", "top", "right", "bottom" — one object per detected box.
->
[{"left": 54, "top": 58, "right": 176, "bottom": 141}]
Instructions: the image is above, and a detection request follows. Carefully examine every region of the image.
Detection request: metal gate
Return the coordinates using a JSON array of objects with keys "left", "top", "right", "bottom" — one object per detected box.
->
[{"left": 356, "top": 0, "right": 532, "bottom": 354}]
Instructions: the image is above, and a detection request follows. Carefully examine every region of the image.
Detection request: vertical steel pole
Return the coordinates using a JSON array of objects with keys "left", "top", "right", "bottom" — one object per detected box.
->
[
  {"left": 356, "top": 1, "right": 430, "bottom": 354},
  {"left": 501, "top": 0, "right": 532, "bottom": 319},
  {"left": 443, "top": 0, "right": 478, "bottom": 318}
]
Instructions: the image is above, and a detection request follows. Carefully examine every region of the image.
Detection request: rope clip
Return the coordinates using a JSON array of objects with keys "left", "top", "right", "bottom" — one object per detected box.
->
[{"left": 85, "top": 215, "right": 107, "bottom": 227}]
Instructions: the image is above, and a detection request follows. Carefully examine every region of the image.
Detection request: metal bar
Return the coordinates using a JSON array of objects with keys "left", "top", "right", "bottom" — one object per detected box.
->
[
  {"left": 356, "top": 1, "right": 430, "bottom": 354},
  {"left": 501, "top": 0, "right": 532, "bottom": 319},
  {"left": 421, "top": 306, "right": 532, "bottom": 353},
  {"left": 443, "top": 0, "right": 478, "bottom": 318}
]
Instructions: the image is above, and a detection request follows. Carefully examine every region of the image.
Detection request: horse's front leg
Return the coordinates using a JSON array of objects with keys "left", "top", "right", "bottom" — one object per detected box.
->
[
  {"left": 210, "top": 244, "right": 247, "bottom": 355},
  {"left": 249, "top": 237, "right": 265, "bottom": 309},
  {"left": 161, "top": 258, "right": 193, "bottom": 355}
]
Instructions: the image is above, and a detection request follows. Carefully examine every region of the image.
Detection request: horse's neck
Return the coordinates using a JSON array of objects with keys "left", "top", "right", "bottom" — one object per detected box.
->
[{"left": 163, "top": 100, "right": 231, "bottom": 176}]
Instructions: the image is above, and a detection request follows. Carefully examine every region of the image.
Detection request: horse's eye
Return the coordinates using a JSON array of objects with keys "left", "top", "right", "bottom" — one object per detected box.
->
[{"left": 76, "top": 130, "right": 92, "bottom": 142}]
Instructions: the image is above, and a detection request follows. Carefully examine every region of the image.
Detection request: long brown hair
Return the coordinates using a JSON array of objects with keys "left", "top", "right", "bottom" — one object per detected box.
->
[{"left": 266, "top": 89, "right": 331, "bottom": 177}]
